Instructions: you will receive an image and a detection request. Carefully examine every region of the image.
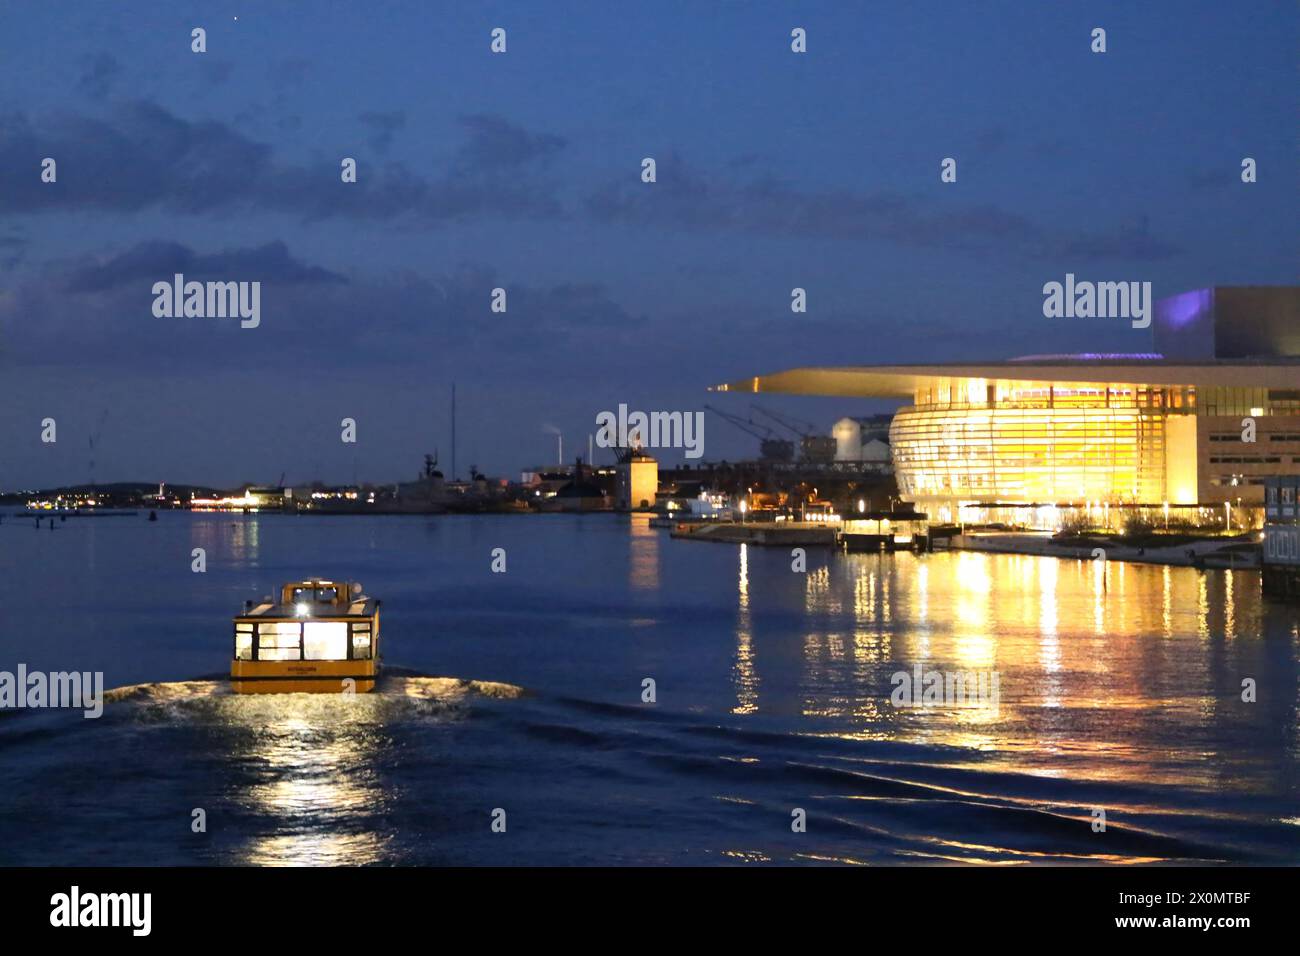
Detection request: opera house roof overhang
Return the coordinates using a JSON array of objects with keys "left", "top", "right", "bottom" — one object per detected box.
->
[{"left": 713, "top": 357, "right": 1300, "bottom": 398}]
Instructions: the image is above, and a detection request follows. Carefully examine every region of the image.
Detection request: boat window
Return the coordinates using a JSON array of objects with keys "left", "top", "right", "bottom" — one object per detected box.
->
[
  {"left": 350, "top": 621, "right": 372, "bottom": 659},
  {"left": 303, "top": 622, "right": 348, "bottom": 660},
  {"left": 293, "top": 587, "right": 339, "bottom": 605},
  {"left": 258, "top": 622, "right": 303, "bottom": 661},
  {"left": 234, "top": 622, "right": 254, "bottom": 659}
]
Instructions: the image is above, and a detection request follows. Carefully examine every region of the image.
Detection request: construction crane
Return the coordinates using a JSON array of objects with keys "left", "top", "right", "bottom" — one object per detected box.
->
[
  {"left": 750, "top": 403, "right": 837, "bottom": 464},
  {"left": 704, "top": 404, "right": 795, "bottom": 463}
]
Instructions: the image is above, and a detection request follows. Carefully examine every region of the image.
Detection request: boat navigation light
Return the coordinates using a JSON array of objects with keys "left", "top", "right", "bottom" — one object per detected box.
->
[{"left": 295, "top": 602, "right": 310, "bottom": 617}]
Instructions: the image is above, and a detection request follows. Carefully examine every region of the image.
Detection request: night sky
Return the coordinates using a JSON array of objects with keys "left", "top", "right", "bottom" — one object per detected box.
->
[{"left": 1, "top": 1, "right": 1295, "bottom": 488}]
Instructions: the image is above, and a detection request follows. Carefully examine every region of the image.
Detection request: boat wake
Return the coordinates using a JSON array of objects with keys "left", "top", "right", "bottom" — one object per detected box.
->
[{"left": 98, "top": 672, "right": 526, "bottom": 723}]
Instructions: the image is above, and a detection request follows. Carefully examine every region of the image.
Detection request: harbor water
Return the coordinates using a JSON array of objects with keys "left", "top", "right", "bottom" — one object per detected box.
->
[{"left": 1, "top": 512, "right": 1297, "bottom": 865}]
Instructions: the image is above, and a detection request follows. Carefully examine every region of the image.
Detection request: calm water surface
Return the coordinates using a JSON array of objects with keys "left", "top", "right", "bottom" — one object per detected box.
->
[{"left": 1, "top": 512, "right": 1297, "bottom": 865}]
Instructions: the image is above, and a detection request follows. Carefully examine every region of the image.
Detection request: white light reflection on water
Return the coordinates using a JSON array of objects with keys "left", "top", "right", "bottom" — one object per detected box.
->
[
  {"left": 218, "top": 679, "right": 521, "bottom": 866},
  {"left": 732, "top": 543, "right": 758, "bottom": 715},
  {"left": 232, "top": 696, "right": 393, "bottom": 867}
]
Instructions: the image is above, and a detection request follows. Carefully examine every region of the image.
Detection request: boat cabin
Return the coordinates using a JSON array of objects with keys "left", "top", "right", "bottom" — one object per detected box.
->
[{"left": 231, "top": 579, "right": 381, "bottom": 693}]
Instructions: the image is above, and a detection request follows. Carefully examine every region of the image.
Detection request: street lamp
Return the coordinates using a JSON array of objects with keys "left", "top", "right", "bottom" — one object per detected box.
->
[{"left": 739, "top": 499, "right": 748, "bottom": 525}]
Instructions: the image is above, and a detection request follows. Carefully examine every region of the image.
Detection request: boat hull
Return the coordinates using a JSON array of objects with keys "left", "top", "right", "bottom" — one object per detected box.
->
[{"left": 230, "top": 658, "right": 378, "bottom": 694}]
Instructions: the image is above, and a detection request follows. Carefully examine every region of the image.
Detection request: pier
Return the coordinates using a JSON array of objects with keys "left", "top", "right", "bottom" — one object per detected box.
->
[{"left": 670, "top": 521, "right": 838, "bottom": 546}]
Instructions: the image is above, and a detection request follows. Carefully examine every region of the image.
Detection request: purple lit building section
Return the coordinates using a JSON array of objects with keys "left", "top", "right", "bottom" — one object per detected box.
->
[
  {"left": 1152, "top": 288, "right": 1216, "bottom": 359},
  {"left": 1153, "top": 286, "right": 1300, "bottom": 360},
  {"left": 1010, "top": 353, "right": 1166, "bottom": 362}
]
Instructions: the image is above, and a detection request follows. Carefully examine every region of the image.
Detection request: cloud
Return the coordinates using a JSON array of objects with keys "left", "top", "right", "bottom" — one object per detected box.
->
[
  {"left": 267, "top": 57, "right": 312, "bottom": 89},
  {"left": 1056, "top": 222, "right": 1184, "bottom": 261},
  {"left": 0, "top": 102, "right": 270, "bottom": 214},
  {"left": 76, "top": 52, "right": 121, "bottom": 100},
  {"left": 358, "top": 111, "right": 406, "bottom": 154},
  {"left": 0, "top": 101, "right": 1181, "bottom": 263},
  {"left": 0, "top": 233, "right": 28, "bottom": 270},
  {"left": 0, "top": 102, "right": 568, "bottom": 223},
  {"left": 585, "top": 153, "right": 1184, "bottom": 261},
  {"left": 452, "top": 114, "right": 566, "bottom": 171},
  {"left": 1188, "top": 166, "right": 1234, "bottom": 192},
  {"left": 0, "top": 239, "right": 642, "bottom": 371},
  {"left": 586, "top": 154, "right": 1023, "bottom": 248},
  {"left": 972, "top": 126, "right": 1010, "bottom": 155},
  {"left": 195, "top": 59, "right": 235, "bottom": 87},
  {"left": 63, "top": 240, "right": 347, "bottom": 293}
]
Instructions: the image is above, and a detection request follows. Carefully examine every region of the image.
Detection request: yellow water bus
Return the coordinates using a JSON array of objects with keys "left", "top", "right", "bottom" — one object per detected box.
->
[{"left": 231, "top": 579, "right": 381, "bottom": 693}]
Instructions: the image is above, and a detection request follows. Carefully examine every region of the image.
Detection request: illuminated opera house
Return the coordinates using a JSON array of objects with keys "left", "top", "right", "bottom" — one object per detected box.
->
[{"left": 717, "top": 287, "right": 1300, "bottom": 526}]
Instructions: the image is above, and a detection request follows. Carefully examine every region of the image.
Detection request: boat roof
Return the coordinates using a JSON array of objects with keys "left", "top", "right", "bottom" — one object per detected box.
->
[{"left": 237, "top": 596, "right": 379, "bottom": 620}]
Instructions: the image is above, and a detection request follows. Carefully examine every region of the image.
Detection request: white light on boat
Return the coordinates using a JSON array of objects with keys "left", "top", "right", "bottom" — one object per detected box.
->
[
  {"left": 303, "top": 622, "right": 348, "bottom": 660},
  {"left": 295, "top": 602, "right": 310, "bottom": 617}
]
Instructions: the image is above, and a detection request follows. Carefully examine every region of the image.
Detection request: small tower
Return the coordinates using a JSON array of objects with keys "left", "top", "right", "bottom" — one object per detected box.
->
[{"left": 616, "top": 447, "right": 658, "bottom": 511}]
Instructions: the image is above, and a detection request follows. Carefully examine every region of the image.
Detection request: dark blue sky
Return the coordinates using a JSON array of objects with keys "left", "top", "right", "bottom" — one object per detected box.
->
[{"left": 2, "top": 1, "right": 1295, "bottom": 487}]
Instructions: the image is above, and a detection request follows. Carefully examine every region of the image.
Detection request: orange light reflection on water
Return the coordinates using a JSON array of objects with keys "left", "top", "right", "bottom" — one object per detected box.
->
[{"left": 732, "top": 549, "right": 1298, "bottom": 792}]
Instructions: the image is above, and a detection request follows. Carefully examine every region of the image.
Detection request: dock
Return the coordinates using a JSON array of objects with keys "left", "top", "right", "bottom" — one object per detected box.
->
[{"left": 669, "top": 521, "right": 837, "bottom": 546}]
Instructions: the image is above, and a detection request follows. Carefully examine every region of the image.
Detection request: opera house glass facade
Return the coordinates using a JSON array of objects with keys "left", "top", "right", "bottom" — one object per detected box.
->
[
  {"left": 889, "top": 380, "right": 1186, "bottom": 511},
  {"left": 718, "top": 286, "right": 1300, "bottom": 527}
]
